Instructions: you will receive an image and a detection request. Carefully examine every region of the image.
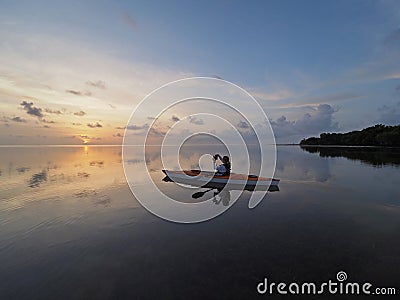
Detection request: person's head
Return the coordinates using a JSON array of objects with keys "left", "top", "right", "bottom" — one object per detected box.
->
[{"left": 222, "top": 156, "right": 230, "bottom": 163}]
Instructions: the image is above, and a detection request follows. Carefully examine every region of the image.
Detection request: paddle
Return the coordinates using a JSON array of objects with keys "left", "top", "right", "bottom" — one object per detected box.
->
[{"left": 192, "top": 188, "right": 214, "bottom": 199}]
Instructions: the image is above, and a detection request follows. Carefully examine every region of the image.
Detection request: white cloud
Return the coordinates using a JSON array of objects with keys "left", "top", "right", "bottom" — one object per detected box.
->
[{"left": 270, "top": 104, "right": 339, "bottom": 141}]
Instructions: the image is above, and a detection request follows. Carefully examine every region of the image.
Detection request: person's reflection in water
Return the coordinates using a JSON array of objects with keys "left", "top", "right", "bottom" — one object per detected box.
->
[{"left": 212, "top": 189, "right": 231, "bottom": 206}]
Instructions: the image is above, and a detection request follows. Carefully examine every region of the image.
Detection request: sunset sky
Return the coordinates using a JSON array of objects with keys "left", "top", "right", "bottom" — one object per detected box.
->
[{"left": 1, "top": 0, "right": 400, "bottom": 144}]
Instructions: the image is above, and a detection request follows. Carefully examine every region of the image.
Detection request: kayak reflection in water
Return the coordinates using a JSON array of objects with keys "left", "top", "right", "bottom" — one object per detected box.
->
[
  {"left": 212, "top": 189, "right": 231, "bottom": 206},
  {"left": 213, "top": 154, "right": 231, "bottom": 176},
  {"left": 189, "top": 185, "right": 231, "bottom": 206}
]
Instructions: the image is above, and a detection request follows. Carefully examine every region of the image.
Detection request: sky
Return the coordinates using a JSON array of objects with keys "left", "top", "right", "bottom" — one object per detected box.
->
[{"left": 1, "top": 0, "right": 400, "bottom": 144}]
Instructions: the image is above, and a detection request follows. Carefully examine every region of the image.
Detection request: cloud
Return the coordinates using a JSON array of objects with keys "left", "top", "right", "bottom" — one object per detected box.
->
[
  {"left": 251, "top": 89, "right": 295, "bottom": 102},
  {"left": 238, "top": 120, "right": 249, "bottom": 129},
  {"left": 11, "top": 116, "right": 27, "bottom": 123},
  {"left": 188, "top": 116, "right": 204, "bottom": 125},
  {"left": 126, "top": 158, "right": 142, "bottom": 164},
  {"left": 43, "top": 125, "right": 50, "bottom": 128},
  {"left": 86, "top": 80, "right": 106, "bottom": 89},
  {"left": 44, "top": 108, "right": 63, "bottom": 114},
  {"left": 20, "top": 101, "right": 43, "bottom": 118},
  {"left": 126, "top": 124, "right": 149, "bottom": 130},
  {"left": 78, "top": 135, "right": 100, "bottom": 141},
  {"left": 18, "top": 102, "right": 57, "bottom": 124},
  {"left": 74, "top": 110, "right": 86, "bottom": 116},
  {"left": 377, "top": 102, "right": 400, "bottom": 125},
  {"left": 41, "top": 119, "right": 55, "bottom": 124},
  {"left": 113, "top": 133, "right": 123, "bottom": 138},
  {"left": 87, "top": 122, "right": 103, "bottom": 128},
  {"left": 271, "top": 104, "right": 339, "bottom": 139},
  {"left": 109, "top": 103, "right": 116, "bottom": 109},
  {"left": 66, "top": 90, "right": 92, "bottom": 96},
  {"left": 115, "top": 124, "right": 149, "bottom": 130},
  {"left": 269, "top": 92, "right": 361, "bottom": 110},
  {"left": 383, "top": 28, "right": 400, "bottom": 47},
  {"left": 149, "top": 127, "right": 167, "bottom": 136},
  {"left": 121, "top": 12, "right": 138, "bottom": 31},
  {"left": 171, "top": 115, "right": 180, "bottom": 122},
  {"left": 307, "top": 92, "right": 361, "bottom": 104},
  {"left": 72, "top": 122, "right": 82, "bottom": 126}
]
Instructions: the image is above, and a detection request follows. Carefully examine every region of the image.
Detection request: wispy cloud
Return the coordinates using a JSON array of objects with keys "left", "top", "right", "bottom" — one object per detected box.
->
[
  {"left": 73, "top": 110, "right": 86, "bottom": 116},
  {"left": 188, "top": 115, "right": 204, "bottom": 125},
  {"left": 87, "top": 122, "right": 102, "bottom": 128},
  {"left": 149, "top": 127, "right": 167, "bottom": 136},
  {"left": 66, "top": 90, "right": 92, "bottom": 96},
  {"left": 86, "top": 80, "right": 106, "bottom": 89},
  {"left": 171, "top": 115, "right": 180, "bottom": 122},
  {"left": 383, "top": 28, "right": 400, "bottom": 47},
  {"left": 10, "top": 116, "right": 27, "bottom": 123},
  {"left": 237, "top": 120, "right": 249, "bottom": 129},
  {"left": 126, "top": 124, "right": 149, "bottom": 130},
  {"left": 44, "top": 108, "right": 63, "bottom": 114},
  {"left": 251, "top": 89, "right": 295, "bottom": 102},
  {"left": 0, "top": 26, "right": 192, "bottom": 144},
  {"left": 270, "top": 92, "right": 362, "bottom": 110},
  {"left": 121, "top": 12, "right": 138, "bottom": 31}
]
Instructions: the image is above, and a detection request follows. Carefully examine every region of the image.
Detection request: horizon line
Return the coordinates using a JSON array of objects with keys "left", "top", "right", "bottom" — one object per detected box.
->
[{"left": 0, "top": 143, "right": 295, "bottom": 147}]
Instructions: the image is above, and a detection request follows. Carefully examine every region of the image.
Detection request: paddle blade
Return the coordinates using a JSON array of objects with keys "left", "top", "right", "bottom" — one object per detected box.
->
[{"left": 192, "top": 191, "right": 206, "bottom": 199}]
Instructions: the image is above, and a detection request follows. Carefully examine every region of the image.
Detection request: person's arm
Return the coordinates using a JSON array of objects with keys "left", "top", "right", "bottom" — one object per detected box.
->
[{"left": 214, "top": 154, "right": 222, "bottom": 161}]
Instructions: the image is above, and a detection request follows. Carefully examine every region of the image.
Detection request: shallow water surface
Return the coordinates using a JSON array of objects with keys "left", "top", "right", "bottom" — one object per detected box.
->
[{"left": 0, "top": 145, "right": 399, "bottom": 299}]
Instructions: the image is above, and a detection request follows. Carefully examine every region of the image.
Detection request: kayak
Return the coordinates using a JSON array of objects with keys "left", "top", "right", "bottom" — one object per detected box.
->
[{"left": 162, "top": 169, "right": 280, "bottom": 190}]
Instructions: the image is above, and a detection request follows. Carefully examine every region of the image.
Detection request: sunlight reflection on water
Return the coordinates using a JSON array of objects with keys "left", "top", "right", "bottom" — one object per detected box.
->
[{"left": 0, "top": 145, "right": 399, "bottom": 299}]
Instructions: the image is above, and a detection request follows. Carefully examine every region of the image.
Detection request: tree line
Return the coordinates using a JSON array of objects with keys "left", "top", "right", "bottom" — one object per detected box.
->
[{"left": 300, "top": 124, "right": 400, "bottom": 146}]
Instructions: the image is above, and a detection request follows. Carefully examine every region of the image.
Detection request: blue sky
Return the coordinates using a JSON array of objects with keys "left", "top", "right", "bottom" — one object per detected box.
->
[{"left": 0, "top": 0, "right": 399, "bottom": 144}]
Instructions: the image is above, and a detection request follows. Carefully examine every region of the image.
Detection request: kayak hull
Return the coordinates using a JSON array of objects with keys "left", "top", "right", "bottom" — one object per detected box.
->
[{"left": 162, "top": 169, "right": 280, "bottom": 190}]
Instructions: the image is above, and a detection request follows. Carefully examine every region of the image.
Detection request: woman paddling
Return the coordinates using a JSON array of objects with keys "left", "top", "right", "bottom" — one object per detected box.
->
[{"left": 213, "top": 154, "right": 231, "bottom": 176}]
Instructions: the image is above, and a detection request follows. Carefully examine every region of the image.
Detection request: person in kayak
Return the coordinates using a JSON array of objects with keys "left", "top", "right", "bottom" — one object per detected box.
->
[{"left": 213, "top": 154, "right": 231, "bottom": 176}]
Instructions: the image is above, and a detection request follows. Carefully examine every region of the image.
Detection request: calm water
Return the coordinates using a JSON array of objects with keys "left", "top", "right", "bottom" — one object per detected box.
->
[{"left": 0, "top": 145, "right": 399, "bottom": 299}]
